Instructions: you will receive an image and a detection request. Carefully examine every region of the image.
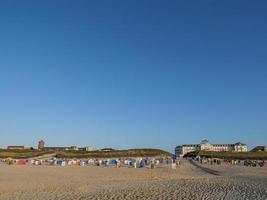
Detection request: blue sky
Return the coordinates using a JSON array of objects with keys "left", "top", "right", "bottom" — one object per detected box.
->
[{"left": 0, "top": 1, "right": 266, "bottom": 152}]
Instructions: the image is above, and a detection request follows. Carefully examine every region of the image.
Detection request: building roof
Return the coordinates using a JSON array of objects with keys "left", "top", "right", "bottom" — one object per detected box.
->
[
  {"left": 176, "top": 141, "right": 247, "bottom": 148},
  {"left": 251, "top": 146, "right": 265, "bottom": 152},
  {"left": 7, "top": 146, "right": 25, "bottom": 148},
  {"left": 182, "top": 144, "right": 200, "bottom": 147},
  {"left": 234, "top": 142, "right": 246, "bottom": 145},
  {"left": 200, "top": 139, "right": 209, "bottom": 144},
  {"left": 101, "top": 148, "right": 115, "bottom": 151}
]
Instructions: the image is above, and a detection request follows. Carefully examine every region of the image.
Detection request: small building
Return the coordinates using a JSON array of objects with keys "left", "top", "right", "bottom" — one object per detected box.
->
[
  {"left": 85, "top": 146, "right": 96, "bottom": 151},
  {"left": 101, "top": 148, "right": 115, "bottom": 152},
  {"left": 7, "top": 146, "right": 30, "bottom": 150},
  {"left": 251, "top": 146, "right": 267, "bottom": 152},
  {"left": 79, "top": 146, "right": 96, "bottom": 151},
  {"left": 69, "top": 146, "right": 78, "bottom": 151}
]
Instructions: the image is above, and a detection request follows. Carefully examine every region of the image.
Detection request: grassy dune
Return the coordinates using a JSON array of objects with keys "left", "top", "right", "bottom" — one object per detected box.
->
[
  {"left": 56, "top": 149, "right": 172, "bottom": 159},
  {"left": 0, "top": 148, "right": 171, "bottom": 159},
  {"left": 0, "top": 149, "right": 50, "bottom": 159},
  {"left": 186, "top": 151, "right": 267, "bottom": 160}
]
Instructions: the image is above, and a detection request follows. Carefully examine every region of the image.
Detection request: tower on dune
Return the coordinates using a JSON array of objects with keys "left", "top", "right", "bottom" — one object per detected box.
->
[{"left": 38, "top": 140, "right": 45, "bottom": 150}]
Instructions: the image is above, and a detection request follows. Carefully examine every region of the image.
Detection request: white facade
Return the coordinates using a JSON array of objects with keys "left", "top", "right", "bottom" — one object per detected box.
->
[
  {"left": 175, "top": 140, "right": 247, "bottom": 157},
  {"left": 84, "top": 146, "right": 96, "bottom": 151}
]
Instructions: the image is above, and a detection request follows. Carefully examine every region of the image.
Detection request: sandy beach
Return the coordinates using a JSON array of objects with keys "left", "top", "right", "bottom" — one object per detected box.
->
[{"left": 0, "top": 159, "right": 266, "bottom": 200}]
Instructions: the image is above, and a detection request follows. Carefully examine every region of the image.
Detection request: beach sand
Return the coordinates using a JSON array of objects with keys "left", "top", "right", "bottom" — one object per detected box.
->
[{"left": 0, "top": 160, "right": 266, "bottom": 200}]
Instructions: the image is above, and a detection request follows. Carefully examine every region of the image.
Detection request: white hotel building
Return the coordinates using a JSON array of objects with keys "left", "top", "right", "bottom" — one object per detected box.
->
[{"left": 175, "top": 139, "right": 247, "bottom": 157}]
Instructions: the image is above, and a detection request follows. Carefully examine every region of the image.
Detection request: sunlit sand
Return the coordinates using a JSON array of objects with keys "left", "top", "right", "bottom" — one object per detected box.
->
[{"left": 0, "top": 159, "right": 266, "bottom": 200}]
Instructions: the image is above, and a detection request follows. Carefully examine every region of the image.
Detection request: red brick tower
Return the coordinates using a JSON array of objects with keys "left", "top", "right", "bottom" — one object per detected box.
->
[{"left": 38, "top": 140, "right": 45, "bottom": 150}]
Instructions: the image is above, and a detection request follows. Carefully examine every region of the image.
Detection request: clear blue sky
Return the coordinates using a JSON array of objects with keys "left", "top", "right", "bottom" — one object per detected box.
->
[{"left": 0, "top": 1, "right": 266, "bottom": 152}]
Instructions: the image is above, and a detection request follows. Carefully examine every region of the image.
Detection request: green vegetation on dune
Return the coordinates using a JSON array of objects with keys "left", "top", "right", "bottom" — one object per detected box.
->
[
  {"left": 0, "top": 148, "right": 171, "bottom": 159},
  {"left": 185, "top": 151, "right": 267, "bottom": 160},
  {"left": 56, "top": 148, "right": 172, "bottom": 159},
  {"left": 0, "top": 149, "right": 51, "bottom": 159}
]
